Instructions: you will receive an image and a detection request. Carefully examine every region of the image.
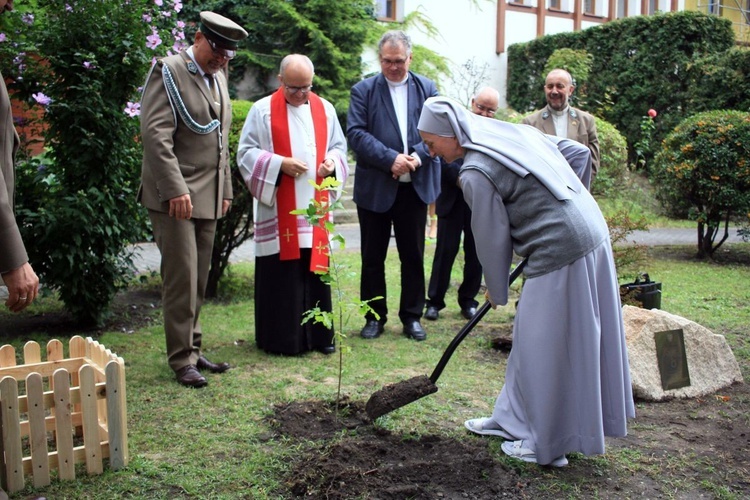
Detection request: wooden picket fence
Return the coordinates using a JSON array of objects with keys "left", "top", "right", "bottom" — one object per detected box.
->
[{"left": 0, "top": 335, "right": 128, "bottom": 494}]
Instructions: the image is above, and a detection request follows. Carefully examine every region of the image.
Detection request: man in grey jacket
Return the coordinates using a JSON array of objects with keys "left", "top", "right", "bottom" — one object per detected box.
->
[{"left": 522, "top": 68, "right": 599, "bottom": 186}]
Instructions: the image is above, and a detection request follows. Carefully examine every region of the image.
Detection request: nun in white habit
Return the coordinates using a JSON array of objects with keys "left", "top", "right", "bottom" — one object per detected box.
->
[{"left": 417, "top": 96, "right": 634, "bottom": 467}]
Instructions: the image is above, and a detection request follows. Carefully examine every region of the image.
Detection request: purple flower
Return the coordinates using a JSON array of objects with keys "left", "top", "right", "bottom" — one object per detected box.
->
[
  {"left": 32, "top": 92, "right": 52, "bottom": 106},
  {"left": 176, "top": 21, "right": 186, "bottom": 29},
  {"left": 21, "top": 13, "right": 35, "bottom": 25},
  {"left": 173, "top": 0, "right": 182, "bottom": 12},
  {"left": 124, "top": 102, "right": 141, "bottom": 118},
  {"left": 146, "top": 32, "right": 162, "bottom": 50},
  {"left": 0, "top": 33, "right": 6, "bottom": 42},
  {"left": 65, "top": 4, "right": 73, "bottom": 12},
  {"left": 154, "top": 0, "right": 163, "bottom": 5},
  {"left": 172, "top": 40, "right": 187, "bottom": 53},
  {"left": 83, "top": 61, "right": 96, "bottom": 70},
  {"left": 143, "top": 13, "right": 152, "bottom": 23}
]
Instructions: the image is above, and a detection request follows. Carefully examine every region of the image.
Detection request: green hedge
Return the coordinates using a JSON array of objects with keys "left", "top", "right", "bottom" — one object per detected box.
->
[{"left": 507, "top": 11, "right": 735, "bottom": 166}]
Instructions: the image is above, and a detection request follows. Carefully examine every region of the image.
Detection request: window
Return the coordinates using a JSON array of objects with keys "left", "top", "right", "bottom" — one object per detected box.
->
[
  {"left": 376, "top": 0, "right": 397, "bottom": 21},
  {"left": 584, "top": 0, "right": 595, "bottom": 14},
  {"left": 617, "top": 0, "right": 626, "bottom": 17},
  {"left": 550, "top": 0, "right": 562, "bottom": 9}
]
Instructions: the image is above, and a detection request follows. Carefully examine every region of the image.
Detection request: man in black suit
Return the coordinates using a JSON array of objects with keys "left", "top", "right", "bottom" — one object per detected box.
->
[
  {"left": 347, "top": 30, "right": 440, "bottom": 341},
  {"left": 424, "top": 87, "right": 499, "bottom": 321}
]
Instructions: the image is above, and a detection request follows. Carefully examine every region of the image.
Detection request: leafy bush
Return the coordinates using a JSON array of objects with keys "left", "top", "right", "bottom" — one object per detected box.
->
[
  {"left": 590, "top": 117, "right": 628, "bottom": 197},
  {"left": 652, "top": 110, "right": 750, "bottom": 258},
  {"left": 207, "top": 99, "right": 255, "bottom": 298},
  {"left": 7, "top": 1, "right": 152, "bottom": 326},
  {"left": 687, "top": 47, "right": 750, "bottom": 114}
]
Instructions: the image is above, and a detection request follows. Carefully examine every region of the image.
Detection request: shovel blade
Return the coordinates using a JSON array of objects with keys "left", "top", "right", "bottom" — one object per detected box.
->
[{"left": 365, "top": 375, "right": 438, "bottom": 420}]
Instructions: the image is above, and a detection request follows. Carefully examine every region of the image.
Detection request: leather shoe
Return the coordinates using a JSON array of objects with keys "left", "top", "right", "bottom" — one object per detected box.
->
[
  {"left": 403, "top": 320, "right": 427, "bottom": 341},
  {"left": 360, "top": 319, "right": 384, "bottom": 339},
  {"left": 461, "top": 306, "right": 478, "bottom": 320},
  {"left": 317, "top": 345, "right": 336, "bottom": 355},
  {"left": 424, "top": 305, "right": 439, "bottom": 321},
  {"left": 175, "top": 365, "right": 207, "bottom": 388},
  {"left": 197, "top": 356, "right": 231, "bottom": 373}
]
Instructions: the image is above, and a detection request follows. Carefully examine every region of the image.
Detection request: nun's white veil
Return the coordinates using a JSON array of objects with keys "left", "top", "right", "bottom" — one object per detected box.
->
[{"left": 417, "top": 96, "right": 582, "bottom": 201}]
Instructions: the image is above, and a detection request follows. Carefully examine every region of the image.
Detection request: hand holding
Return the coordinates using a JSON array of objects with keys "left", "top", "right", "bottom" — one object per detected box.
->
[
  {"left": 484, "top": 290, "right": 497, "bottom": 309},
  {"left": 317, "top": 158, "right": 335, "bottom": 178},
  {"left": 390, "top": 154, "right": 418, "bottom": 178},
  {"left": 2, "top": 262, "right": 39, "bottom": 313},
  {"left": 281, "top": 157, "right": 308, "bottom": 178}
]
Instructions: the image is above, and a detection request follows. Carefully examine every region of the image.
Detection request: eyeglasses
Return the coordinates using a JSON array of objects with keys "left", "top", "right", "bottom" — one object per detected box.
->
[
  {"left": 380, "top": 58, "right": 408, "bottom": 67},
  {"left": 473, "top": 102, "right": 497, "bottom": 116},
  {"left": 284, "top": 85, "right": 313, "bottom": 95},
  {"left": 206, "top": 37, "right": 236, "bottom": 60}
]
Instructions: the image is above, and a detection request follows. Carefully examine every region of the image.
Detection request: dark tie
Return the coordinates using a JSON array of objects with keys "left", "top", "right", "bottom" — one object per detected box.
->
[{"left": 208, "top": 76, "right": 220, "bottom": 103}]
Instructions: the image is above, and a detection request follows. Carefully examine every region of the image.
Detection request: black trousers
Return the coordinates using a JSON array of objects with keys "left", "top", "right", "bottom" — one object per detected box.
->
[
  {"left": 357, "top": 183, "right": 427, "bottom": 324},
  {"left": 255, "top": 249, "right": 334, "bottom": 355},
  {"left": 426, "top": 199, "right": 482, "bottom": 311}
]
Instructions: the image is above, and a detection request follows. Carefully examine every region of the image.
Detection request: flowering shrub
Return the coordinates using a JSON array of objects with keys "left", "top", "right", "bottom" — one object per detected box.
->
[
  {"left": 633, "top": 109, "right": 657, "bottom": 170},
  {"left": 2, "top": 0, "right": 174, "bottom": 325},
  {"left": 652, "top": 109, "right": 750, "bottom": 259}
]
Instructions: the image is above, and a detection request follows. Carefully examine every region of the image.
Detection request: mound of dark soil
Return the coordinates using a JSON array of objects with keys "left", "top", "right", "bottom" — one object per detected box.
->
[
  {"left": 266, "top": 383, "right": 750, "bottom": 499},
  {"left": 266, "top": 399, "right": 528, "bottom": 499}
]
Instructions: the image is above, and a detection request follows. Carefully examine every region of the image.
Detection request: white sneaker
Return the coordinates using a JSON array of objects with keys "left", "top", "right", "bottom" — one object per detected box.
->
[
  {"left": 501, "top": 440, "right": 568, "bottom": 467},
  {"left": 464, "top": 418, "right": 515, "bottom": 439}
]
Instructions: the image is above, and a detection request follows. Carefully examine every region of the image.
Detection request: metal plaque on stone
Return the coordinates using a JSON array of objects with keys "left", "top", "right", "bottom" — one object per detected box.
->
[{"left": 654, "top": 328, "right": 691, "bottom": 390}]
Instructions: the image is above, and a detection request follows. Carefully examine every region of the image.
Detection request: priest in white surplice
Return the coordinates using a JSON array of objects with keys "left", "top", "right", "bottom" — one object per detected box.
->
[{"left": 237, "top": 54, "right": 349, "bottom": 355}]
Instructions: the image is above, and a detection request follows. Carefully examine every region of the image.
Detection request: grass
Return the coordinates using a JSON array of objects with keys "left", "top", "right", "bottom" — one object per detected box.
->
[{"left": 1, "top": 236, "right": 749, "bottom": 498}]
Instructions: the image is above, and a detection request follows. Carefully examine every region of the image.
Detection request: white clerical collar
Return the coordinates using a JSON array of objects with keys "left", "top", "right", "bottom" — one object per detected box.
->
[
  {"left": 386, "top": 75, "right": 409, "bottom": 88},
  {"left": 550, "top": 105, "right": 569, "bottom": 117}
]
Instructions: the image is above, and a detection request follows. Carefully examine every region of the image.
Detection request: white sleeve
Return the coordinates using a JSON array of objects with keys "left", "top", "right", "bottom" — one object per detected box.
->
[{"left": 236, "top": 100, "right": 284, "bottom": 207}]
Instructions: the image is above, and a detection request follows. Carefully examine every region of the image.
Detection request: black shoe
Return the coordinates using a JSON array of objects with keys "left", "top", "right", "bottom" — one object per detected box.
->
[
  {"left": 197, "top": 356, "right": 231, "bottom": 373},
  {"left": 360, "top": 319, "right": 384, "bottom": 339},
  {"left": 175, "top": 365, "right": 207, "bottom": 388},
  {"left": 317, "top": 345, "right": 336, "bottom": 355},
  {"left": 403, "top": 320, "right": 427, "bottom": 341},
  {"left": 461, "top": 306, "right": 478, "bottom": 320},
  {"left": 424, "top": 305, "right": 439, "bottom": 321}
]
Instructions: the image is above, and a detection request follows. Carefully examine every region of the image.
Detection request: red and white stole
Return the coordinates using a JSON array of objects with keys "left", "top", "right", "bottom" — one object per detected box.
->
[{"left": 270, "top": 87, "right": 330, "bottom": 272}]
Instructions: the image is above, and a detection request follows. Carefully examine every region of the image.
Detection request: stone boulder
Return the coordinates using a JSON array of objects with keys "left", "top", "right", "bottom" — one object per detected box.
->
[{"left": 623, "top": 305, "right": 744, "bottom": 401}]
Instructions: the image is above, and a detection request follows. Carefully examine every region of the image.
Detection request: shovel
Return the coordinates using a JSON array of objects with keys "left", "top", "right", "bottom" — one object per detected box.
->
[{"left": 365, "top": 258, "right": 528, "bottom": 420}]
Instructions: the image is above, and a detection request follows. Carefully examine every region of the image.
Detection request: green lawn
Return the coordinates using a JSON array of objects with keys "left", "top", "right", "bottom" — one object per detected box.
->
[{"left": 1, "top": 239, "right": 748, "bottom": 498}]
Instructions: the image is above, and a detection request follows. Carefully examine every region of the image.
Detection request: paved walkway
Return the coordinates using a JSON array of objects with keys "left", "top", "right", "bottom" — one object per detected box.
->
[
  {"left": 130, "top": 224, "right": 747, "bottom": 274},
  {"left": 1, "top": 224, "right": 746, "bottom": 299}
]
